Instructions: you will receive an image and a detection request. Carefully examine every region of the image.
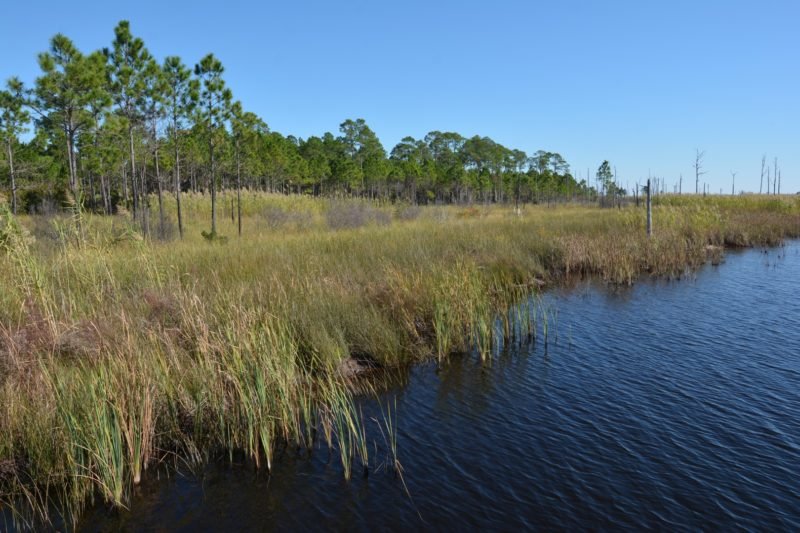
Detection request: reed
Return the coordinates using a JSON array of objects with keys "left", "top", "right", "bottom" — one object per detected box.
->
[{"left": 0, "top": 193, "right": 799, "bottom": 529}]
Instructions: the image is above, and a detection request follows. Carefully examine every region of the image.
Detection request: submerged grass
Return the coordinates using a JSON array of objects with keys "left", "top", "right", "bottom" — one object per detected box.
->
[{"left": 1, "top": 193, "right": 799, "bottom": 529}]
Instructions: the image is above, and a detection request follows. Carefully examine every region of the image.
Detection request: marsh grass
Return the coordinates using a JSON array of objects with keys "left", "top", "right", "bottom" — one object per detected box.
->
[{"left": 1, "top": 193, "right": 799, "bottom": 529}]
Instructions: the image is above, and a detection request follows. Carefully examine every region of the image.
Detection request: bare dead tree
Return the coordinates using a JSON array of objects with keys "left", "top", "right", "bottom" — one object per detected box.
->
[
  {"left": 731, "top": 171, "right": 736, "bottom": 195},
  {"left": 760, "top": 154, "right": 766, "bottom": 194},
  {"left": 694, "top": 149, "right": 707, "bottom": 194},
  {"left": 646, "top": 178, "right": 652, "bottom": 237},
  {"left": 679, "top": 173, "right": 682, "bottom": 195},
  {"left": 767, "top": 168, "right": 771, "bottom": 194},
  {"left": 773, "top": 157, "right": 778, "bottom": 195}
]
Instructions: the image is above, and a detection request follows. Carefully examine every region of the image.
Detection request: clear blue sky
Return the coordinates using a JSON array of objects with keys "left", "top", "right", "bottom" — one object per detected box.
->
[{"left": 1, "top": 0, "right": 798, "bottom": 193}]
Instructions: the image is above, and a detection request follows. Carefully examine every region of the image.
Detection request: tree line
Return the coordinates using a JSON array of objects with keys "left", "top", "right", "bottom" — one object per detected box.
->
[{"left": 0, "top": 21, "right": 600, "bottom": 237}]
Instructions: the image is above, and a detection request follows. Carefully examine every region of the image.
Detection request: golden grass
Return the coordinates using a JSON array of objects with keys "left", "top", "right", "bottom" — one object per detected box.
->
[{"left": 0, "top": 192, "right": 799, "bottom": 529}]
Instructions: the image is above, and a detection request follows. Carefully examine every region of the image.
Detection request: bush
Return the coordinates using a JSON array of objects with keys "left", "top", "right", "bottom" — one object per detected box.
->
[
  {"left": 0, "top": 203, "right": 35, "bottom": 251},
  {"left": 20, "top": 186, "right": 69, "bottom": 215},
  {"left": 395, "top": 205, "right": 422, "bottom": 221},
  {"left": 260, "top": 205, "right": 314, "bottom": 230},
  {"left": 325, "top": 201, "right": 391, "bottom": 230}
]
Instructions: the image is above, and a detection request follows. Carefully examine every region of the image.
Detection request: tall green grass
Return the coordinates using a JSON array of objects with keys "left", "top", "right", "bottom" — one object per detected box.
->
[{"left": 1, "top": 193, "right": 799, "bottom": 529}]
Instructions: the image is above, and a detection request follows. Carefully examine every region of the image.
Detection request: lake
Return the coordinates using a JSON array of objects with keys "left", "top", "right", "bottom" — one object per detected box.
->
[{"left": 78, "top": 242, "right": 800, "bottom": 531}]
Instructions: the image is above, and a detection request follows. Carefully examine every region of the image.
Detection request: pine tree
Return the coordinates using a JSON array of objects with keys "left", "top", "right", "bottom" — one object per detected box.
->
[
  {"left": 194, "top": 54, "right": 232, "bottom": 239},
  {"left": 33, "top": 35, "right": 103, "bottom": 202},
  {"left": 231, "top": 102, "right": 267, "bottom": 236},
  {"left": 163, "top": 56, "right": 198, "bottom": 239},
  {"left": 0, "top": 78, "right": 30, "bottom": 214},
  {"left": 105, "top": 20, "right": 160, "bottom": 232}
]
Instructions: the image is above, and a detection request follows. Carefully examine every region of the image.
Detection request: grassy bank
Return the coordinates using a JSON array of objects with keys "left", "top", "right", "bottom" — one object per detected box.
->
[{"left": 1, "top": 193, "right": 799, "bottom": 528}]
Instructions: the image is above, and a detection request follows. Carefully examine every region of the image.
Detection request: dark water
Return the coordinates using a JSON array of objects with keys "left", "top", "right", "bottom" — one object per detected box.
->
[{"left": 80, "top": 243, "right": 800, "bottom": 531}]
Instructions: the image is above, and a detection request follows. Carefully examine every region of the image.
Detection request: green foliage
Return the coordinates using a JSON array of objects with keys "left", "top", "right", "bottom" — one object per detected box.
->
[
  {"left": 193, "top": 54, "right": 232, "bottom": 139},
  {"left": 200, "top": 229, "right": 228, "bottom": 243},
  {"left": 105, "top": 20, "right": 159, "bottom": 126},
  {"left": 33, "top": 34, "right": 109, "bottom": 197},
  {"left": 0, "top": 201, "right": 29, "bottom": 250},
  {"left": 2, "top": 20, "right": 604, "bottom": 217},
  {"left": 0, "top": 77, "right": 29, "bottom": 141}
]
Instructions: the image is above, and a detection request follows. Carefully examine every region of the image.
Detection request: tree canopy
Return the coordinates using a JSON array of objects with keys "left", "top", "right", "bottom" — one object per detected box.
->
[{"left": 1, "top": 20, "right": 598, "bottom": 222}]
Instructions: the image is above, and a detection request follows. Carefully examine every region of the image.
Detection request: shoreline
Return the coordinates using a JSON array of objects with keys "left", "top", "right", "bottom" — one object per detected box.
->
[{"left": 1, "top": 194, "right": 799, "bottom": 529}]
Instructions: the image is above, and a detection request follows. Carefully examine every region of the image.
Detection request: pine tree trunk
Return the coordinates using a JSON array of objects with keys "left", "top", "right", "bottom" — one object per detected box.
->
[
  {"left": 100, "top": 173, "right": 110, "bottom": 214},
  {"left": 65, "top": 123, "right": 78, "bottom": 202},
  {"left": 6, "top": 140, "right": 17, "bottom": 215},
  {"left": 175, "top": 134, "right": 184, "bottom": 239},
  {"left": 129, "top": 127, "right": 138, "bottom": 222},
  {"left": 236, "top": 144, "right": 242, "bottom": 237},
  {"left": 89, "top": 170, "right": 97, "bottom": 211},
  {"left": 210, "top": 141, "right": 217, "bottom": 235},
  {"left": 155, "top": 146, "right": 165, "bottom": 238},
  {"left": 122, "top": 161, "right": 129, "bottom": 207},
  {"left": 140, "top": 162, "right": 150, "bottom": 237}
]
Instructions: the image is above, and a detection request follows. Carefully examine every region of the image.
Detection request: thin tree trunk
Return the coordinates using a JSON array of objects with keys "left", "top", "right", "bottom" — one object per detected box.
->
[
  {"left": 646, "top": 179, "right": 652, "bottom": 237},
  {"left": 89, "top": 169, "right": 97, "bottom": 211},
  {"left": 137, "top": 165, "right": 143, "bottom": 221},
  {"left": 767, "top": 168, "right": 771, "bottom": 194},
  {"left": 129, "top": 127, "right": 138, "bottom": 222},
  {"left": 175, "top": 134, "right": 184, "bottom": 239},
  {"left": 122, "top": 161, "right": 129, "bottom": 207},
  {"left": 90, "top": 125, "right": 102, "bottom": 213},
  {"left": 141, "top": 163, "right": 148, "bottom": 222},
  {"left": 100, "top": 173, "right": 110, "bottom": 214},
  {"left": 140, "top": 163, "right": 150, "bottom": 237},
  {"left": 6, "top": 140, "right": 17, "bottom": 215},
  {"left": 64, "top": 119, "right": 83, "bottom": 239},
  {"left": 65, "top": 124, "right": 78, "bottom": 201},
  {"left": 236, "top": 142, "right": 242, "bottom": 237},
  {"left": 773, "top": 158, "right": 778, "bottom": 195},
  {"left": 210, "top": 141, "right": 217, "bottom": 235},
  {"left": 107, "top": 173, "right": 113, "bottom": 213},
  {"left": 155, "top": 146, "right": 165, "bottom": 237}
]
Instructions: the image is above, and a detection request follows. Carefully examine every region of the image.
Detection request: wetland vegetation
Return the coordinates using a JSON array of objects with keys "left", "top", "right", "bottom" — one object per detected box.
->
[{"left": 1, "top": 192, "right": 799, "bottom": 529}]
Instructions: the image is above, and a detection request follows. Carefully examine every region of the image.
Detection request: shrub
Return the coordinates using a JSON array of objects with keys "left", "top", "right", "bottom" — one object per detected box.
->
[
  {"left": 395, "top": 205, "right": 421, "bottom": 221},
  {"left": 325, "top": 201, "right": 391, "bottom": 230}
]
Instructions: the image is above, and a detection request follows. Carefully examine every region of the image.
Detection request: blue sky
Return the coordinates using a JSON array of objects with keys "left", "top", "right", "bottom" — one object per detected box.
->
[{"left": 1, "top": 0, "right": 798, "bottom": 193}]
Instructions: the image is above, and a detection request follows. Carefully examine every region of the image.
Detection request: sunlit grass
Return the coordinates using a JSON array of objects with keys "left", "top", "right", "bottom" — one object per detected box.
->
[{"left": 1, "top": 193, "right": 799, "bottom": 529}]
